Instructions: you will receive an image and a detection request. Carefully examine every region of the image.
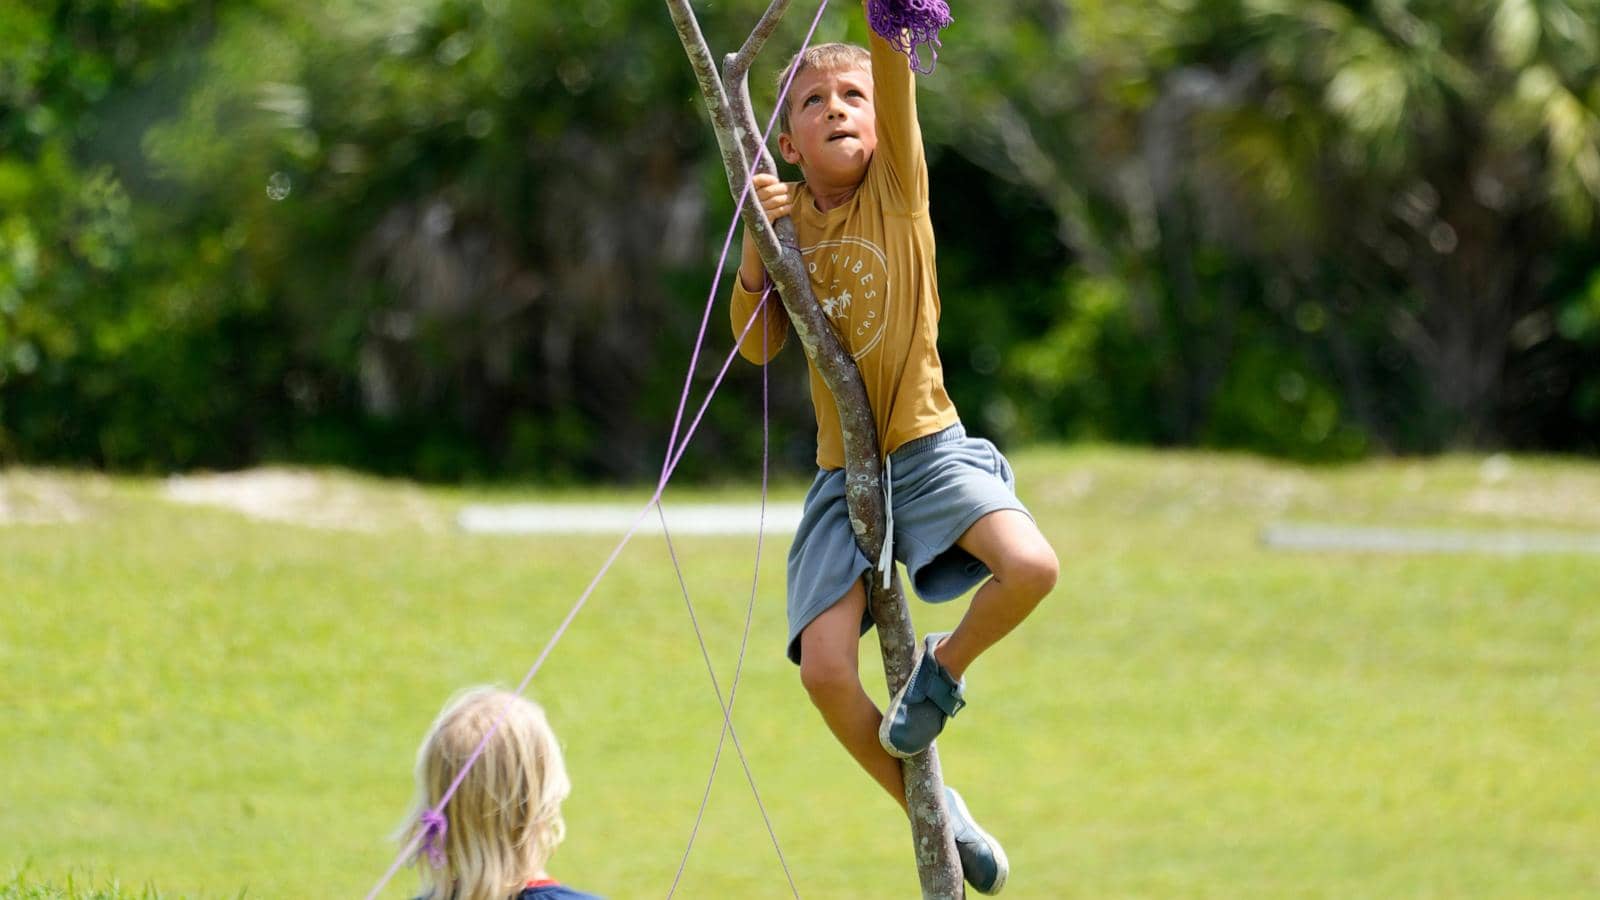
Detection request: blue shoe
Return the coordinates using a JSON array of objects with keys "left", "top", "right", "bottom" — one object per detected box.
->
[
  {"left": 879, "top": 632, "right": 965, "bottom": 758},
  {"left": 946, "top": 786, "right": 1009, "bottom": 895}
]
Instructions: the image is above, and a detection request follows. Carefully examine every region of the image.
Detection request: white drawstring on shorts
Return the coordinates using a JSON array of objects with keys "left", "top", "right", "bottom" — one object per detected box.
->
[{"left": 877, "top": 454, "right": 894, "bottom": 589}]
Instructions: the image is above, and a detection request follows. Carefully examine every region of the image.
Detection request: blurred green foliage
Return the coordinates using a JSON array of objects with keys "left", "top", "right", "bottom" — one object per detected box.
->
[
  {"left": 925, "top": 0, "right": 1600, "bottom": 457},
  {"left": 3, "top": 0, "right": 1599, "bottom": 478}
]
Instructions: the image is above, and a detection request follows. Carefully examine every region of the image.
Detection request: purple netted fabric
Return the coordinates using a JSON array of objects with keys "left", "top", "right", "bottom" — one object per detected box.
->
[
  {"left": 867, "top": 0, "right": 954, "bottom": 74},
  {"left": 418, "top": 809, "right": 448, "bottom": 868}
]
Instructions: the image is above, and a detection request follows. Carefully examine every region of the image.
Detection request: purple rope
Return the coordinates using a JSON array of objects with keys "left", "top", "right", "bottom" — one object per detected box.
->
[
  {"left": 660, "top": 0, "right": 833, "bottom": 490},
  {"left": 668, "top": 300, "right": 791, "bottom": 898},
  {"left": 658, "top": 492, "right": 796, "bottom": 898},
  {"left": 867, "top": 0, "right": 953, "bottom": 74},
  {"left": 665, "top": 294, "right": 771, "bottom": 478},
  {"left": 364, "top": 293, "right": 776, "bottom": 900},
  {"left": 365, "top": 1, "right": 831, "bottom": 892}
]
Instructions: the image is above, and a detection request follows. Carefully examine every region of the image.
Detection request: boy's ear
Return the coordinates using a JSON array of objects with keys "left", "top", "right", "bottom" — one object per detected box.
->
[{"left": 778, "top": 132, "right": 802, "bottom": 166}]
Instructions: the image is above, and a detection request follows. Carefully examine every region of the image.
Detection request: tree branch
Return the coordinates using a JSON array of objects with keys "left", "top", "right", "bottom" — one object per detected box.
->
[
  {"left": 731, "top": 0, "right": 791, "bottom": 79},
  {"left": 665, "top": 1, "right": 964, "bottom": 896}
]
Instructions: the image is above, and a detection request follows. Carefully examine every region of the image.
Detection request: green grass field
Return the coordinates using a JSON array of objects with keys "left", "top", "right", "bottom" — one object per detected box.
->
[{"left": 4, "top": 448, "right": 1598, "bottom": 898}]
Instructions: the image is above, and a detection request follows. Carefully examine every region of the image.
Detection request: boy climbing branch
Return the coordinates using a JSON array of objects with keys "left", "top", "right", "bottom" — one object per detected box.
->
[{"left": 669, "top": 1, "right": 1056, "bottom": 896}]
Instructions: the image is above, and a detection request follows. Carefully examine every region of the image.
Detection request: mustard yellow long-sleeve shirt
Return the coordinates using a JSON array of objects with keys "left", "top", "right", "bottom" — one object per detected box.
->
[{"left": 730, "top": 30, "right": 959, "bottom": 470}]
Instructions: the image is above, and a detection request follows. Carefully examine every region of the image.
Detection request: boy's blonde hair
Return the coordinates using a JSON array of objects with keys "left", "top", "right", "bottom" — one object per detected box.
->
[
  {"left": 777, "top": 42, "right": 871, "bottom": 135},
  {"left": 406, "top": 687, "right": 571, "bottom": 900}
]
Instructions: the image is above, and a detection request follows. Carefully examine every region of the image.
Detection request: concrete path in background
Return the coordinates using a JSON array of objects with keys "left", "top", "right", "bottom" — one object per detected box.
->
[
  {"left": 458, "top": 502, "right": 804, "bottom": 535},
  {"left": 1261, "top": 522, "right": 1600, "bottom": 555}
]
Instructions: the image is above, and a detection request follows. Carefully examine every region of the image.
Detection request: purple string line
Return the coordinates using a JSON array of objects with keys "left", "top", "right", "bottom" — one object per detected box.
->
[
  {"left": 663, "top": 0, "right": 832, "bottom": 479},
  {"left": 363, "top": 290, "right": 773, "bottom": 900},
  {"left": 661, "top": 0, "right": 832, "bottom": 487},
  {"left": 363, "top": 2, "right": 830, "bottom": 893},
  {"left": 666, "top": 300, "right": 793, "bottom": 898},
  {"left": 660, "top": 500, "right": 793, "bottom": 898}
]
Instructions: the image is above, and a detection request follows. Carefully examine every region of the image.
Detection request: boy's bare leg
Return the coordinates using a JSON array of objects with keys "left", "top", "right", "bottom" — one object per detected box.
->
[
  {"left": 934, "top": 509, "right": 1058, "bottom": 681},
  {"left": 798, "top": 579, "right": 908, "bottom": 812}
]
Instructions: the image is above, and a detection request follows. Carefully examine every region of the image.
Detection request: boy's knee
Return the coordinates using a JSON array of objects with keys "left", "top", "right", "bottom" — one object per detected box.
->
[
  {"left": 1003, "top": 545, "right": 1059, "bottom": 599},
  {"left": 799, "top": 653, "right": 859, "bottom": 703}
]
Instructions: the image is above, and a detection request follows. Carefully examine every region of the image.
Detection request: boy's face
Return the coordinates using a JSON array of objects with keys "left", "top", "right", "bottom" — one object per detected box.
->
[{"left": 778, "top": 63, "right": 877, "bottom": 189}]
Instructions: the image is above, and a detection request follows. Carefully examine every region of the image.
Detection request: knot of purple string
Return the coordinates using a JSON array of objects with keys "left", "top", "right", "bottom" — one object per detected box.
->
[
  {"left": 866, "top": 0, "right": 954, "bottom": 74},
  {"left": 418, "top": 808, "right": 449, "bottom": 868}
]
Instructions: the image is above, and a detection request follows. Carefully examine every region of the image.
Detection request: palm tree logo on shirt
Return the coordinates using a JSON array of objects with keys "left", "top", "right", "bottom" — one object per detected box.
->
[{"left": 820, "top": 288, "right": 854, "bottom": 318}]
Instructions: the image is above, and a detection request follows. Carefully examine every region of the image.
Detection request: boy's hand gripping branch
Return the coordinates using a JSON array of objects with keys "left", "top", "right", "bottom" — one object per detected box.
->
[{"left": 738, "top": 174, "right": 796, "bottom": 292}]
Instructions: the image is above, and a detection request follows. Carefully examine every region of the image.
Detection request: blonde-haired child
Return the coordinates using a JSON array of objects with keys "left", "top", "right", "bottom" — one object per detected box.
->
[{"left": 402, "top": 687, "right": 601, "bottom": 900}]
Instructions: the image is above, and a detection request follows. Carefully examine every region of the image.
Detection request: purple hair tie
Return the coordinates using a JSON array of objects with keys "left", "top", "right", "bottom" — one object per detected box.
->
[
  {"left": 418, "top": 809, "right": 448, "bottom": 868},
  {"left": 867, "top": 0, "right": 954, "bottom": 74}
]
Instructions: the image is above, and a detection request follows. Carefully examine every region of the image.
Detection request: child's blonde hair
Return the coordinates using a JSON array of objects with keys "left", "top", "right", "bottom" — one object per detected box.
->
[
  {"left": 405, "top": 687, "right": 571, "bottom": 900},
  {"left": 776, "top": 42, "right": 872, "bottom": 135}
]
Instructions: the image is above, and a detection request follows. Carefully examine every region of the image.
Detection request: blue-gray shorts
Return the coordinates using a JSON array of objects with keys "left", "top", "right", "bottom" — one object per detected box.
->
[{"left": 785, "top": 423, "right": 1030, "bottom": 664}]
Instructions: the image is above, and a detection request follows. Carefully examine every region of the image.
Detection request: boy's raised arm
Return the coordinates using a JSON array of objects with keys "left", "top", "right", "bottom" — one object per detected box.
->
[{"left": 863, "top": 0, "right": 925, "bottom": 207}]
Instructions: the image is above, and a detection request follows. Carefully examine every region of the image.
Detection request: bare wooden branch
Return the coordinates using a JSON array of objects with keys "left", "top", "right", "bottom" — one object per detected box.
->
[
  {"left": 731, "top": 0, "right": 792, "bottom": 79},
  {"left": 665, "top": 1, "right": 964, "bottom": 896},
  {"left": 721, "top": 23, "right": 963, "bottom": 898}
]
